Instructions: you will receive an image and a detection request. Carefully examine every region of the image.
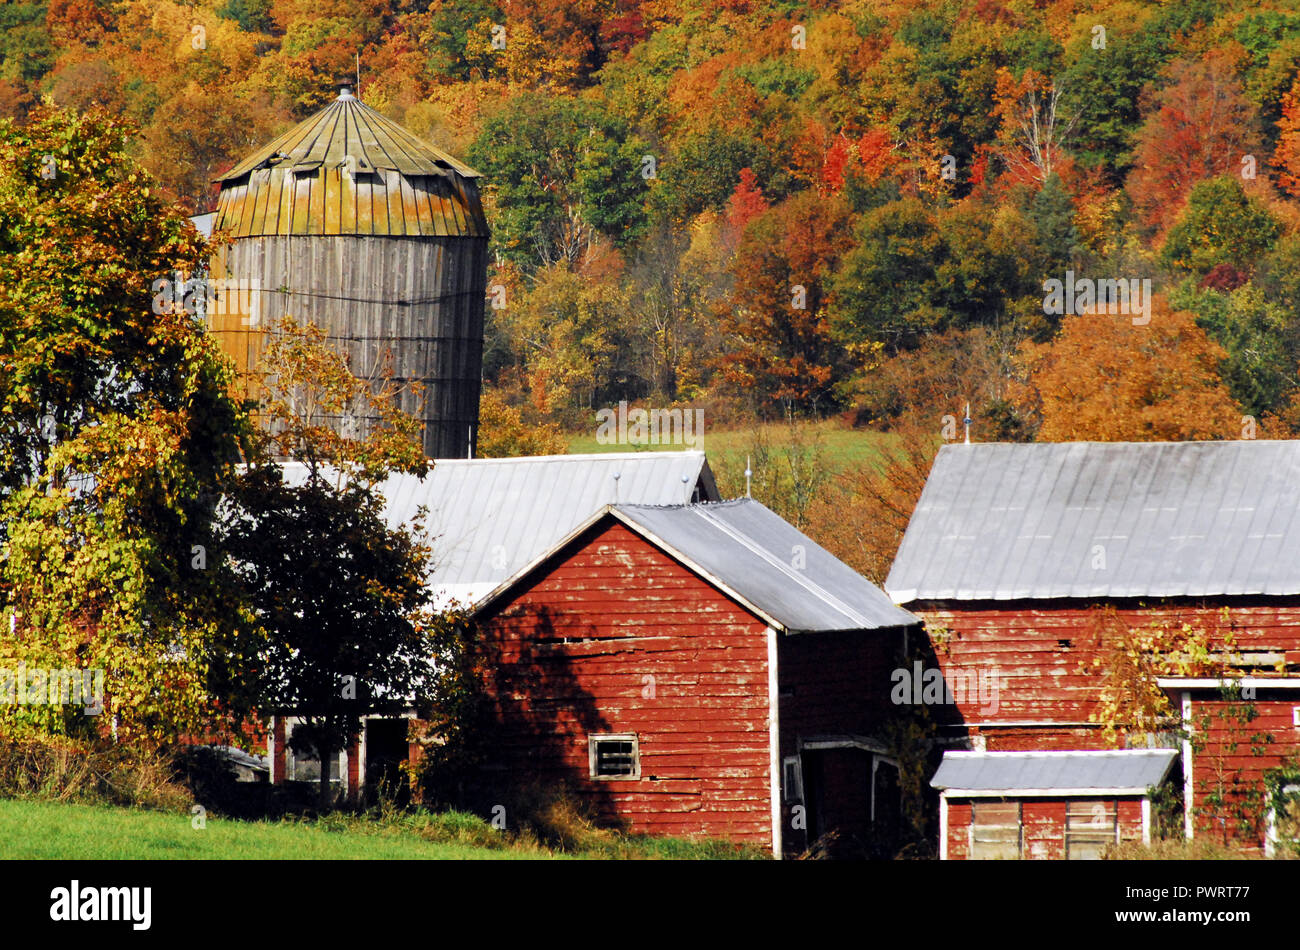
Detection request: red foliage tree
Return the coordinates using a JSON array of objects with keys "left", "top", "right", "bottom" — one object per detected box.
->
[
  {"left": 718, "top": 190, "right": 855, "bottom": 415},
  {"left": 726, "top": 167, "right": 769, "bottom": 232},
  {"left": 1126, "top": 54, "right": 1260, "bottom": 235}
]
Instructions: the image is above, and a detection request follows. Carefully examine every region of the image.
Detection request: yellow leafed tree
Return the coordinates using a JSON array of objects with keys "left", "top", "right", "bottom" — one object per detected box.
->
[{"left": 1014, "top": 299, "right": 1242, "bottom": 442}]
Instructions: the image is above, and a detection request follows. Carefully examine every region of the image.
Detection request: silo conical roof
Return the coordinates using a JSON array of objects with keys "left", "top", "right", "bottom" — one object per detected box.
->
[{"left": 212, "top": 90, "right": 488, "bottom": 238}]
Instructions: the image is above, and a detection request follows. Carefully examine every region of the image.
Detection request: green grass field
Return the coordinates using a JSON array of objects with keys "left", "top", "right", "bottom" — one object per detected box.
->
[
  {"left": 0, "top": 799, "right": 553, "bottom": 860},
  {"left": 0, "top": 798, "right": 764, "bottom": 860},
  {"left": 568, "top": 417, "right": 896, "bottom": 491}
]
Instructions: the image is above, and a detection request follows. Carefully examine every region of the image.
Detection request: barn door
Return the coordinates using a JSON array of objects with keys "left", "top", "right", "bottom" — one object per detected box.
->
[
  {"left": 801, "top": 748, "right": 902, "bottom": 858},
  {"left": 363, "top": 718, "right": 410, "bottom": 805},
  {"left": 802, "top": 747, "right": 873, "bottom": 857}
]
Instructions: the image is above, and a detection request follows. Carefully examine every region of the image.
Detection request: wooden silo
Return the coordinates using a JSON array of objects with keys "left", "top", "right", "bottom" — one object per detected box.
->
[{"left": 206, "top": 88, "right": 488, "bottom": 459}]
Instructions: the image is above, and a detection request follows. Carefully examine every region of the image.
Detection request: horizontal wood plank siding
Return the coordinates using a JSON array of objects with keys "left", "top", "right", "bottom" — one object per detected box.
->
[
  {"left": 915, "top": 601, "right": 1300, "bottom": 740},
  {"left": 917, "top": 598, "right": 1300, "bottom": 848},
  {"left": 1187, "top": 696, "right": 1300, "bottom": 849},
  {"left": 478, "top": 521, "right": 774, "bottom": 848}
]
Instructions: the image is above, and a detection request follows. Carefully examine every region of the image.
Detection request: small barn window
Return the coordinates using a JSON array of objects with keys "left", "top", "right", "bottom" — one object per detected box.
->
[
  {"left": 1066, "top": 800, "right": 1118, "bottom": 860},
  {"left": 589, "top": 734, "right": 639, "bottom": 780},
  {"left": 782, "top": 756, "right": 803, "bottom": 802},
  {"left": 970, "top": 802, "right": 1021, "bottom": 859}
]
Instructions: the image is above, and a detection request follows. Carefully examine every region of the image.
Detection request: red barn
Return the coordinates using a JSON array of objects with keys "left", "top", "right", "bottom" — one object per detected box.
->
[
  {"left": 886, "top": 441, "right": 1300, "bottom": 854},
  {"left": 265, "top": 451, "right": 719, "bottom": 802},
  {"left": 470, "top": 499, "right": 920, "bottom": 857}
]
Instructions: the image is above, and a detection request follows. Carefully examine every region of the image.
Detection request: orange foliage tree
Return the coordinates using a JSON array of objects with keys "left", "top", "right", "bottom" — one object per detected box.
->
[
  {"left": 1274, "top": 72, "right": 1300, "bottom": 197},
  {"left": 1014, "top": 300, "right": 1243, "bottom": 442},
  {"left": 718, "top": 189, "right": 856, "bottom": 415}
]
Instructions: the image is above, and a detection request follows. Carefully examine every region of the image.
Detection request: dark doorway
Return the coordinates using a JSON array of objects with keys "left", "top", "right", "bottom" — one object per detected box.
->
[
  {"left": 364, "top": 718, "right": 411, "bottom": 806},
  {"left": 803, "top": 747, "right": 873, "bottom": 857},
  {"left": 802, "top": 747, "right": 901, "bottom": 858},
  {"left": 872, "top": 758, "right": 902, "bottom": 857}
]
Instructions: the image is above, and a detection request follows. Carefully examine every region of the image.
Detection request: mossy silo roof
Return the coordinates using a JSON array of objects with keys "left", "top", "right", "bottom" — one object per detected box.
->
[{"left": 213, "top": 91, "right": 487, "bottom": 238}]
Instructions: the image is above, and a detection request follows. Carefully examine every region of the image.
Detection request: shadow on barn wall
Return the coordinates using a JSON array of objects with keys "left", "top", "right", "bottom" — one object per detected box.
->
[{"left": 454, "top": 604, "right": 623, "bottom": 840}]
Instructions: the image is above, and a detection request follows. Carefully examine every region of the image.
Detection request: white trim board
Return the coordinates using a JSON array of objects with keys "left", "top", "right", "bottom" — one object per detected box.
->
[
  {"left": 801, "top": 735, "right": 890, "bottom": 756},
  {"left": 767, "top": 626, "right": 782, "bottom": 860},
  {"left": 1157, "top": 677, "right": 1300, "bottom": 690},
  {"left": 939, "top": 787, "right": 1159, "bottom": 798},
  {"left": 940, "top": 749, "right": 1176, "bottom": 760}
]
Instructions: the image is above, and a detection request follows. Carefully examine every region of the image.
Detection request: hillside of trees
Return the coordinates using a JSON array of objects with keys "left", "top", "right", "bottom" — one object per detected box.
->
[{"left": 9, "top": 0, "right": 1300, "bottom": 577}]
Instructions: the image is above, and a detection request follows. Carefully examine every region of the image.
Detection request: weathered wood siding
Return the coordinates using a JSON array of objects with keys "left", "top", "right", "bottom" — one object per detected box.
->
[
  {"left": 1184, "top": 694, "right": 1300, "bottom": 849},
  {"left": 914, "top": 600, "right": 1300, "bottom": 748},
  {"left": 208, "top": 232, "right": 486, "bottom": 459},
  {"left": 943, "top": 797, "right": 1145, "bottom": 860},
  {"left": 917, "top": 598, "right": 1300, "bottom": 848},
  {"left": 778, "top": 628, "right": 904, "bottom": 744},
  {"left": 477, "top": 520, "right": 775, "bottom": 847}
]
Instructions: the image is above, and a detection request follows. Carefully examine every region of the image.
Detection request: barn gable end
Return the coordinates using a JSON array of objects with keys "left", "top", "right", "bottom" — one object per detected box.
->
[{"left": 471, "top": 499, "right": 920, "bottom": 856}]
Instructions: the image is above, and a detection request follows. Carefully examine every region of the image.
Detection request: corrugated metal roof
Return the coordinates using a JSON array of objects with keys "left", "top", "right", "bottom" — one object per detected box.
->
[
  {"left": 279, "top": 452, "right": 718, "bottom": 608},
  {"left": 930, "top": 749, "right": 1178, "bottom": 794},
  {"left": 886, "top": 441, "right": 1300, "bottom": 603},
  {"left": 609, "top": 500, "right": 920, "bottom": 633},
  {"left": 212, "top": 91, "right": 487, "bottom": 238}
]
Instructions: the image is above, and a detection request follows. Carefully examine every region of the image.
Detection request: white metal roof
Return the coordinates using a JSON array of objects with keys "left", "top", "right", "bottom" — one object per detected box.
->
[
  {"left": 886, "top": 441, "right": 1300, "bottom": 603},
  {"left": 930, "top": 749, "right": 1179, "bottom": 796},
  {"left": 279, "top": 452, "right": 718, "bottom": 608},
  {"left": 473, "top": 499, "right": 920, "bottom": 634},
  {"left": 613, "top": 501, "right": 919, "bottom": 632}
]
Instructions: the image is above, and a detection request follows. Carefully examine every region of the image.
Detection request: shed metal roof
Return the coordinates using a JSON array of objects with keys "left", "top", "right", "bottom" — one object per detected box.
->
[
  {"left": 930, "top": 749, "right": 1178, "bottom": 795},
  {"left": 885, "top": 441, "right": 1300, "bottom": 604},
  {"left": 189, "top": 212, "right": 215, "bottom": 239},
  {"left": 279, "top": 452, "right": 718, "bottom": 609},
  {"left": 473, "top": 499, "right": 919, "bottom": 634}
]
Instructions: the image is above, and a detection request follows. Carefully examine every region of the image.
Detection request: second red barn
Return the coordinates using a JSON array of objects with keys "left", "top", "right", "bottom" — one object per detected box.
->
[
  {"left": 887, "top": 441, "right": 1300, "bottom": 856},
  {"left": 469, "top": 499, "right": 920, "bottom": 857}
]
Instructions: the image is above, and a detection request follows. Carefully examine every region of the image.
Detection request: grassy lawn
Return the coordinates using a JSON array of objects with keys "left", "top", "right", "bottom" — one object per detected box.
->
[
  {"left": 0, "top": 798, "right": 764, "bottom": 860},
  {"left": 0, "top": 799, "right": 556, "bottom": 860}
]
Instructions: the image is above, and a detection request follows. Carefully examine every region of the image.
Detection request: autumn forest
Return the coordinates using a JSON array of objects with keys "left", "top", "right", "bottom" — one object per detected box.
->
[{"left": 5, "top": 0, "right": 1300, "bottom": 581}]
